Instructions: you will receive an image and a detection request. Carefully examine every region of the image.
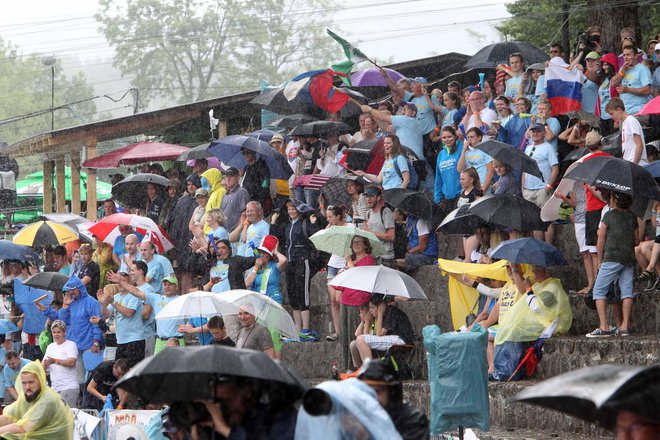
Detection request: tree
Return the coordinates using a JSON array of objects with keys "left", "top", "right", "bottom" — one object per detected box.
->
[
  {"left": 0, "top": 38, "right": 97, "bottom": 145},
  {"left": 96, "top": 0, "right": 341, "bottom": 105}
]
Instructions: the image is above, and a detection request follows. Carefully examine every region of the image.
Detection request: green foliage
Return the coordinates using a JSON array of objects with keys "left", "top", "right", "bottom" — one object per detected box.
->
[
  {"left": 0, "top": 38, "right": 97, "bottom": 145},
  {"left": 96, "top": 0, "right": 340, "bottom": 105}
]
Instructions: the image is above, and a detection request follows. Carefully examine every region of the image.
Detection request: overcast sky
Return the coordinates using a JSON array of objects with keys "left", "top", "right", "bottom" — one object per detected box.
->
[{"left": 0, "top": 0, "right": 511, "bottom": 112}]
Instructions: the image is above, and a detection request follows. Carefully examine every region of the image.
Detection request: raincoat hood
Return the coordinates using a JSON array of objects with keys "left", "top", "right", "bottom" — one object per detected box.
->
[
  {"left": 2, "top": 360, "right": 74, "bottom": 439},
  {"left": 201, "top": 168, "right": 223, "bottom": 193},
  {"left": 62, "top": 276, "right": 89, "bottom": 298}
]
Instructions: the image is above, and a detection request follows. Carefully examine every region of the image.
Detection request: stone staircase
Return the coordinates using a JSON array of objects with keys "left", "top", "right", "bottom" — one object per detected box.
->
[{"left": 281, "top": 224, "right": 659, "bottom": 439}]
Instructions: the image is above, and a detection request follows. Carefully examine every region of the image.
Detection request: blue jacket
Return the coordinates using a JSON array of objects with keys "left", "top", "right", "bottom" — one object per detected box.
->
[
  {"left": 44, "top": 277, "right": 103, "bottom": 351},
  {"left": 434, "top": 140, "right": 463, "bottom": 203}
]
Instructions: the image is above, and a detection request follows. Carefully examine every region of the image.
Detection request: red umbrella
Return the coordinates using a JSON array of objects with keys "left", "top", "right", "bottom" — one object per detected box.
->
[
  {"left": 82, "top": 142, "right": 190, "bottom": 169},
  {"left": 87, "top": 213, "right": 174, "bottom": 252},
  {"left": 637, "top": 96, "right": 660, "bottom": 115}
]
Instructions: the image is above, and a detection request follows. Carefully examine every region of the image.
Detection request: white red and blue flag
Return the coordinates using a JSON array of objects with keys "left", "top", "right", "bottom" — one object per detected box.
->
[
  {"left": 283, "top": 69, "right": 350, "bottom": 113},
  {"left": 545, "top": 57, "right": 585, "bottom": 115}
]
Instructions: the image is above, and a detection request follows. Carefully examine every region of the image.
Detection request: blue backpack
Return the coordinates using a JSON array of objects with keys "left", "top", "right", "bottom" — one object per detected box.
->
[{"left": 392, "top": 153, "right": 422, "bottom": 190}]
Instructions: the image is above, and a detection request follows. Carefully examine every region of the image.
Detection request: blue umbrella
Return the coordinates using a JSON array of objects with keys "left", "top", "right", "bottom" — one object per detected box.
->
[
  {"left": 0, "top": 320, "right": 19, "bottom": 333},
  {"left": 0, "top": 240, "right": 39, "bottom": 262},
  {"left": 207, "top": 135, "right": 293, "bottom": 180},
  {"left": 491, "top": 238, "right": 567, "bottom": 267},
  {"left": 247, "top": 129, "right": 278, "bottom": 142}
]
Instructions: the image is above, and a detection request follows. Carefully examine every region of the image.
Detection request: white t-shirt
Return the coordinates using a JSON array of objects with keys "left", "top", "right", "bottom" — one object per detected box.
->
[
  {"left": 44, "top": 340, "right": 79, "bottom": 392},
  {"left": 621, "top": 115, "right": 648, "bottom": 165},
  {"left": 467, "top": 108, "right": 497, "bottom": 131}
]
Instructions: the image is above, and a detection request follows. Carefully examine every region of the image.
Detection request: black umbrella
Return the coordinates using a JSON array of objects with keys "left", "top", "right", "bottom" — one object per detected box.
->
[
  {"left": 23, "top": 272, "right": 69, "bottom": 291},
  {"left": 514, "top": 364, "right": 660, "bottom": 429},
  {"left": 268, "top": 114, "right": 318, "bottom": 128},
  {"left": 465, "top": 41, "right": 549, "bottom": 69},
  {"left": 289, "top": 121, "right": 351, "bottom": 137},
  {"left": 467, "top": 195, "right": 546, "bottom": 231},
  {"left": 112, "top": 173, "right": 169, "bottom": 209},
  {"left": 564, "top": 156, "right": 660, "bottom": 200},
  {"left": 250, "top": 87, "right": 322, "bottom": 116},
  {"left": 561, "top": 144, "right": 621, "bottom": 164},
  {"left": 0, "top": 240, "right": 39, "bottom": 263},
  {"left": 176, "top": 143, "right": 212, "bottom": 162},
  {"left": 247, "top": 129, "right": 277, "bottom": 142},
  {"left": 491, "top": 237, "right": 567, "bottom": 266},
  {"left": 476, "top": 140, "right": 542, "bottom": 178},
  {"left": 382, "top": 188, "right": 435, "bottom": 221},
  {"left": 115, "top": 345, "right": 308, "bottom": 403},
  {"left": 436, "top": 203, "right": 485, "bottom": 235},
  {"left": 565, "top": 110, "right": 601, "bottom": 128}
]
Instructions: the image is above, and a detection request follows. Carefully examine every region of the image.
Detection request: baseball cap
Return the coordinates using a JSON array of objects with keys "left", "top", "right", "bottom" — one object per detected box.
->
[
  {"left": 270, "top": 133, "right": 284, "bottom": 143},
  {"left": 194, "top": 188, "right": 209, "bottom": 197},
  {"left": 585, "top": 51, "right": 601, "bottom": 60},
  {"left": 585, "top": 130, "right": 603, "bottom": 147},
  {"left": 163, "top": 275, "right": 178, "bottom": 285},
  {"left": 529, "top": 123, "right": 545, "bottom": 131},
  {"left": 364, "top": 186, "right": 382, "bottom": 197},
  {"left": 410, "top": 76, "right": 428, "bottom": 85},
  {"left": 222, "top": 167, "right": 240, "bottom": 176},
  {"left": 403, "top": 102, "right": 417, "bottom": 112}
]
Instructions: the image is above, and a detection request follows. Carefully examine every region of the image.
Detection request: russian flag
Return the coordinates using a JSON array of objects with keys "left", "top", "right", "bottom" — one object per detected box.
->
[
  {"left": 283, "top": 69, "right": 350, "bottom": 113},
  {"left": 545, "top": 57, "right": 585, "bottom": 115}
]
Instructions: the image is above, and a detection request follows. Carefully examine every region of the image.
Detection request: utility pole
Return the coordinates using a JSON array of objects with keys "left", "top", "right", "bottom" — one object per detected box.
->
[{"left": 561, "top": 3, "right": 571, "bottom": 63}]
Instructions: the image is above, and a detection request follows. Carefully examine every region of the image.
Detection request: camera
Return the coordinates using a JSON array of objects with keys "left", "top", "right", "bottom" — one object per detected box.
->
[{"left": 575, "top": 32, "right": 600, "bottom": 55}]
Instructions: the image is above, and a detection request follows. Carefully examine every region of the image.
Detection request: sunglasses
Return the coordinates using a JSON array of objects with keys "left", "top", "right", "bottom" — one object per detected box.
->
[{"left": 528, "top": 146, "right": 537, "bottom": 158}]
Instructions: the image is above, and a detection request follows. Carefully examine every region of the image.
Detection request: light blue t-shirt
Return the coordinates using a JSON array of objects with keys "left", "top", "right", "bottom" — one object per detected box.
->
[
  {"left": 145, "top": 292, "right": 183, "bottom": 339},
  {"left": 188, "top": 317, "right": 213, "bottom": 345},
  {"left": 210, "top": 260, "right": 230, "bottom": 293},
  {"left": 381, "top": 155, "right": 409, "bottom": 190},
  {"left": 546, "top": 117, "right": 561, "bottom": 152},
  {"left": 146, "top": 258, "right": 164, "bottom": 293},
  {"left": 620, "top": 63, "right": 652, "bottom": 114},
  {"left": 119, "top": 252, "right": 142, "bottom": 273},
  {"left": 505, "top": 76, "right": 523, "bottom": 100},
  {"left": 4, "top": 358, "right": 29, "bottom": 393},
  {"left": 535, "top": 75, "right": 546, "bottom": 96},
  {"left": 404, "top": 91, "right": 441, "bottom": 134},
  {"left": 442, "top": 108, "right": 458, "bottom": 127},
  {"left": 139, "top": 283, "right": 156, "bottom": 338},
  {"left": 464, "top": 146, "right": 493, "bottom": 186},
  {"left": 153, "top": 254, "right": 174, "bottom": 277},
  {"left": 391, "top": 115, "right": 424, "bottom": 159},
  {"left": 238, "top": 220, "right": 270, "bottom": 257},
  {"left": 598, "top": 78, "right": 613, "bottom": 120},
  {"left": 581, "top": 80, "right": 599, "bottom": 114},
  {"left": 523, "top": 142, "right": 558, "bottom": 190},
  {"left": 109, "top": 292, "right": 144, "bottom": 344}
]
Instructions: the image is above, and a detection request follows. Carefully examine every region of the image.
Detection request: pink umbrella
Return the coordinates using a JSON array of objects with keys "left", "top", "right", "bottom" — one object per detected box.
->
[
  {"left": 350, "top": 67, "right": 405, "bottom": 87},
  {"left": 638, "top": 96, "right": 660, "bottom": 115},
  {"left": 87, "top": 213, "right": 174, "bottom": 252},
  {"left": 82, "top": 142, "right": 190, "bottom": 169}
]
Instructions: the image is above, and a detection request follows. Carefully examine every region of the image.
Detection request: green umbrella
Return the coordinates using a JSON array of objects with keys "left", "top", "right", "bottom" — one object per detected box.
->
[
  {"left": 309, "top": 225, "right": 385, "bottom": 258},
  {"left": 16, "top": 167, "right": 112, "bottom": 201}
]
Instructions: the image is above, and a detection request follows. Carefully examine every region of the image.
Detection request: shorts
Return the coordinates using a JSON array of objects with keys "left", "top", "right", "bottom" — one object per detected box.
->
[
  {"left": 361, "top": 334, "right": 406, "bottom": 352},
  {"left": 592, "top": 262, "right": 635, "bottom": 301},
  {"left": 522, "top": 188, "right": 552, "bottom": 209},
  {"left": 574, "top": 222, "right": 596, "bottom": 253},
  {"left": 327, "top": 266, "right": 341, "bottom": 280},
  {"left": 585, "top": 209, "right": 602, "bottom": 246}
]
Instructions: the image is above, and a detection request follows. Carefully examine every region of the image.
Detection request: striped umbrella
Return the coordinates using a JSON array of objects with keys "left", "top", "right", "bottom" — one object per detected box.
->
[{"left": 13, "top": 221, "right": 79, "bottom": 247}]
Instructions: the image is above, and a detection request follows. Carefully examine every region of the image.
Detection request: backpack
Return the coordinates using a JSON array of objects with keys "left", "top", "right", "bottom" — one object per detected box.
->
[{"left": 392, "top": 153, "right": 425, "bottom": 190}]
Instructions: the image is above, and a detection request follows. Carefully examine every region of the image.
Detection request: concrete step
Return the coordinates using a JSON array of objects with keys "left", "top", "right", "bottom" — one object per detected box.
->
[{"left": 304, "top": 378, "right": 612, "bottom": 437}]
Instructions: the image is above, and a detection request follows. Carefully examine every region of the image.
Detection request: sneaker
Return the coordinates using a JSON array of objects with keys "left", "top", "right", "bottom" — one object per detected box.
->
[
  {"left": 616, "top": 328, "right": 631, "bottom": 337},
  {"left": 636, "top": 270, "right": 656, "bottom": 282},
  {"left": 586, "top": 328, "right": 615, "bottom": 338},
  {"left": 325, "top": 333, "right": 338, "bottom": 342},
  {"left": 644, "top": 278, "right": 659, "bottom": 292},
  {"left": 299, "top": 329, "right": 319, "bottom": 342}
]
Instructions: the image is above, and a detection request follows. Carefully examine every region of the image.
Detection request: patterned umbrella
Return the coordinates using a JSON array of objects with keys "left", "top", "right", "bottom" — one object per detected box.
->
[{"left": 310, "top": 224, "right": 385, "bottom": 258}]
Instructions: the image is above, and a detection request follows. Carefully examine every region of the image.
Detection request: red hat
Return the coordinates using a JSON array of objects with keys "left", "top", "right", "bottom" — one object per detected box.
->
[
  {"left": 600, "top": 53, "right": 619, "bottom": 70},
  {"left": 257, "top": 235, "right": 278, "bottom": 256}
]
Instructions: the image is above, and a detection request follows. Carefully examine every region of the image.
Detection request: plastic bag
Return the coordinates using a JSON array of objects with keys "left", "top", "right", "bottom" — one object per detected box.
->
[{"left": 423, "top": 324, "right": 490, "bottom": 435}]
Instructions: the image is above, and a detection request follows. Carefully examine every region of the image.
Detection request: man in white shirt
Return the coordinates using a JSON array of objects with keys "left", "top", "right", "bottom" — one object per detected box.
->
[
  {"left": 460, "top": 91, "right": 497, "bottom": 134},
  {"left": 605, "top": 97, "right": 648, "bottom": 165}
]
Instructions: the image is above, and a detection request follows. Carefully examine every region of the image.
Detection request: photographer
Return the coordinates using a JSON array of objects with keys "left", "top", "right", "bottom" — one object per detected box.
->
[{"left": 169, "top": 377, "right": 297, "bottom": 440}]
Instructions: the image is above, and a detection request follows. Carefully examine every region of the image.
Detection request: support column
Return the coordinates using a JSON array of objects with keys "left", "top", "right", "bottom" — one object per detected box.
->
[
  {"left": 218, "top": 120, "right": 228, "bottom": 138},
  {"left": 55, "top": 157, "right": 66, "bottom": 213},
  {"left": 85, "top": 137, "right": 98, "bottom": 220},
  {"left": 70, "top": 152, "right": 81, "bottom": 215},
  {"left": 42, "top": 161, "right": 54, "bottom": 214}
]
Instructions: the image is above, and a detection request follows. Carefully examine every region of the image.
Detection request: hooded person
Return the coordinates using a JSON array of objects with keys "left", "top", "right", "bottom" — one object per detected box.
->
[
  {"left": 200, "top": 168, "right": 226, "bottom": 234},
  {"left": 37, "top": 276, "right": 103, "bottom": 382},
  {"left": 0, "top": 360, "right": 74, "bottom": 439}
]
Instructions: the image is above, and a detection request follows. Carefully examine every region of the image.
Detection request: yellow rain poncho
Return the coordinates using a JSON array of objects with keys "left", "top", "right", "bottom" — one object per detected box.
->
[
  {"left": 201, "top": 168, "right": 226, "bottom": 234},
  {"left": 1, "top": 360, "right": 73, "bottom": 439},
  {"left": 495, "top": 277, "right": 573, "bottom": 345}
]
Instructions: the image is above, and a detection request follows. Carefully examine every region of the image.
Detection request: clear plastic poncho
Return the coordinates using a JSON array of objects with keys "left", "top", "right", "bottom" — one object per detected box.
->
[
  {"left": 2, "top": 360, "right": 74, "bottom": 440},
  {"left": 495, "top": 277, "right": 573, "bottom": 345},
  {"left": 295, "top": 378, "right": 402, "bottom": 440}
]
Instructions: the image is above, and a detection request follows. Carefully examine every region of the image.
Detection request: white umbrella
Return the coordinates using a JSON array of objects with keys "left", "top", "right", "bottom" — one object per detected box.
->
[
  {"left": 220, "top": 289, "right": 300, "bottom": 341},
  {"left": 328, "top": 265, "right": 428, "bottom": 300},
  {"left": 155, "top": 291, "right": 236, "bottom": 320}
]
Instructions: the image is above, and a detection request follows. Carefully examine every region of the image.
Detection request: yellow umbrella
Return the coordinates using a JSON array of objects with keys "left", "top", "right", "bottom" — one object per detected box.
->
[{"left": 13, "top": 221, "right": 79, "bottom": 247}]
